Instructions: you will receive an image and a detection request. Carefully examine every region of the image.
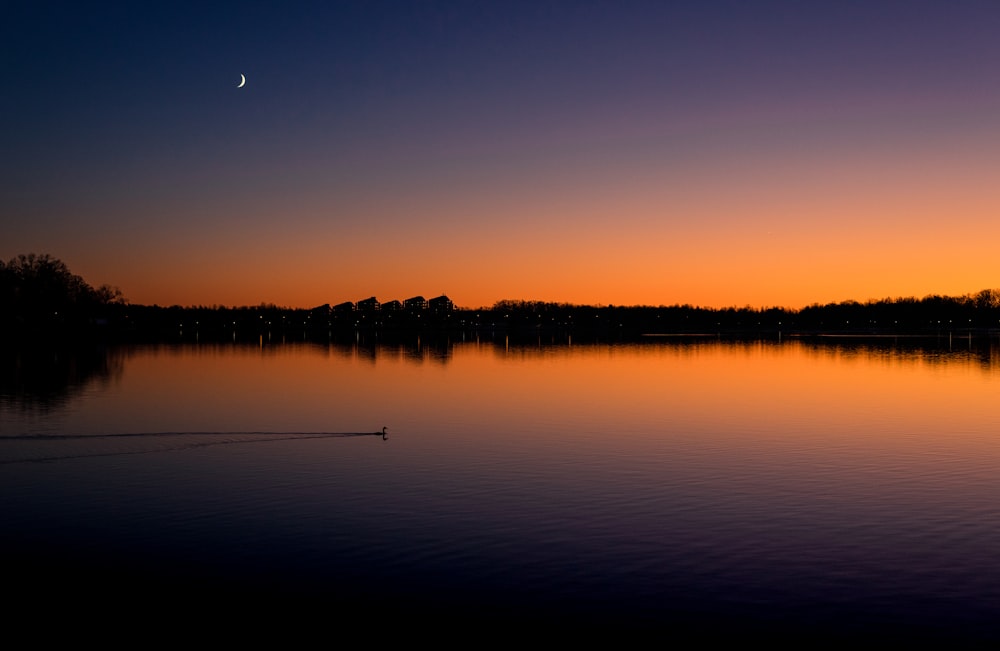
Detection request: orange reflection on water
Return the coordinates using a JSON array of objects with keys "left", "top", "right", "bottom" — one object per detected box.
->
[
  {"left": 89, "top": 338, "right": 1000, "bottom": 455},
  {"left": 60, "top": 337, "right": 1000, "bottom": 518},
  {"left": 438, "top": 337, "right": 999, "bottom": 437}
]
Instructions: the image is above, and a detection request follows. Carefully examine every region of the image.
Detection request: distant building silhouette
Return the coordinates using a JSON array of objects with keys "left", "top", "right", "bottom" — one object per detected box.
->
[
  {"left": 429, "top": 295, "right": 454, "bottom": 314},
  {"left": 404, "top": 296, "right": 427, "bottom": 312},
  {"left": 357, "top": 296, "right": 379, "bottom": 312},
  {"left": 381, "top": 300, "right": 402, "bottom": 312},
  {"left": 333, "top": 301, "right": 355, "bottom": 314}
]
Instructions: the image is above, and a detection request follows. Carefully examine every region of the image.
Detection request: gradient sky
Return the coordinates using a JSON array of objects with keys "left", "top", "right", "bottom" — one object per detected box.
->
[{"left": 5, "top": 1, "right": 1000, "bottom": 309}]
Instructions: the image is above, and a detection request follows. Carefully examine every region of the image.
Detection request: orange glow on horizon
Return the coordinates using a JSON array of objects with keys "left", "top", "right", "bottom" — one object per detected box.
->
[
  {"left": 66, "top": 195, "right": 1000, "bottom": 311},
  {"left": 29, "top": 102, "right": 1000, "bottom": 311},
  {"left": 9, "top": 3, "right": 1000, "bottom": 314}
]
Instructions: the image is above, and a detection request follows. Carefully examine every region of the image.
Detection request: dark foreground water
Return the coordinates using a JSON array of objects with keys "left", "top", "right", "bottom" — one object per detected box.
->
[{"left": 2, "top": 335, "right": 999, "bottom": 644}]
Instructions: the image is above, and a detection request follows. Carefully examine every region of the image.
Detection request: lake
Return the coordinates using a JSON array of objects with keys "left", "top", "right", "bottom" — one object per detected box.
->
[{"left": 3, "top": 333, "right": 999, "bottom": 644}]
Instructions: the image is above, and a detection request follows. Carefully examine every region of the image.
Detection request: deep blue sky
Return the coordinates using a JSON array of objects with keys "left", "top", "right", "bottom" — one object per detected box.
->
[{"left": 5, "top": 1, "right": 1000, "bottom": 308}]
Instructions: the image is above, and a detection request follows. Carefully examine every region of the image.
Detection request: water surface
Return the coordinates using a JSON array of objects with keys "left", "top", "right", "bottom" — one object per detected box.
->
[{"left": 3, "top": 335, "right": 999, "bottom": 643}]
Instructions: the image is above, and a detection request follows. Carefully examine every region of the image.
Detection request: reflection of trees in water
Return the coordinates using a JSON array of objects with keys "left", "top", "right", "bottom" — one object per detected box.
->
[
  {"left": 791, "top": 334, "right": 1000, "bottom": 372},
  {"left": 99, "top": 335, "right": 459, "bottom": 367},
  {"left": 272, "top": 332, "right": 1000, "bottom": 371},
  {"left": 0, "top": 344, "right": 124, "bottom": 412},
  {"left": 22, "top": 336, "right": 991, "bottom": 384},
  {"left": 316, "top": 331, "right": 1000, "bottom": 371},
  {"left": 470, "top": 332, "right": 1000, "bottom": 371}
]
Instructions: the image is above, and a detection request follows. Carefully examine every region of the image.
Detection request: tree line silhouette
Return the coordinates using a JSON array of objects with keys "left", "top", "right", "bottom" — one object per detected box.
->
[
  {"left": 2, "top": 254, "right": 999, "bottom": 342},
  {"left": 0, "top": 254, "right": 124, "bottom": 338}
]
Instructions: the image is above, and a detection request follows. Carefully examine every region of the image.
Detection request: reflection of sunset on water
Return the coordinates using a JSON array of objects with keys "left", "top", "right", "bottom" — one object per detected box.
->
[
  {"left": 63, "top": 339, "right": 1000, "bottom": 457},
  {"left": 5, "top": 337, "right": 1000, "bottom": 642}
]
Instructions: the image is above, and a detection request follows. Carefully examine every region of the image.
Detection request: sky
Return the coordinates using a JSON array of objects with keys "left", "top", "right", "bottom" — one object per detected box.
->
[{"left": 4, "top": 0, "right": 1000, "bottom": 310}]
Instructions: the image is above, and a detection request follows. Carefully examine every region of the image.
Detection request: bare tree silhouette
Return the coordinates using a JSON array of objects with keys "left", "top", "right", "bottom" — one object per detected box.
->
[{"left": 0, "top": 253, "right": 124, "bottom": 336}]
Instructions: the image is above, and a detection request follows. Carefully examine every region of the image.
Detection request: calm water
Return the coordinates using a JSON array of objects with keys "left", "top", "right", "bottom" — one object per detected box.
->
[{"left": 3, "top": 335, "right": 1000, "bottom": 643}]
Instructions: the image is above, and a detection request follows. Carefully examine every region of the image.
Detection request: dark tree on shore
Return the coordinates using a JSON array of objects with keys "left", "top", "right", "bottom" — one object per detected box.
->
[{"left": 0, "top": 253, "right": 124, "bottom": 336}]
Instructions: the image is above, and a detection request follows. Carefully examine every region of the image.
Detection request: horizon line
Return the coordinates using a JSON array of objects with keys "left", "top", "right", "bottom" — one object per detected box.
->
[{"left": 121, "top": 287, "right": 1000, "bottom": 313}]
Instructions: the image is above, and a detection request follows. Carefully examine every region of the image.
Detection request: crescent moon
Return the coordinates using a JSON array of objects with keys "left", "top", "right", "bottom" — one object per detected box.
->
[{"left": 237, "top": 74, "right": 246, "bottom": 88}]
